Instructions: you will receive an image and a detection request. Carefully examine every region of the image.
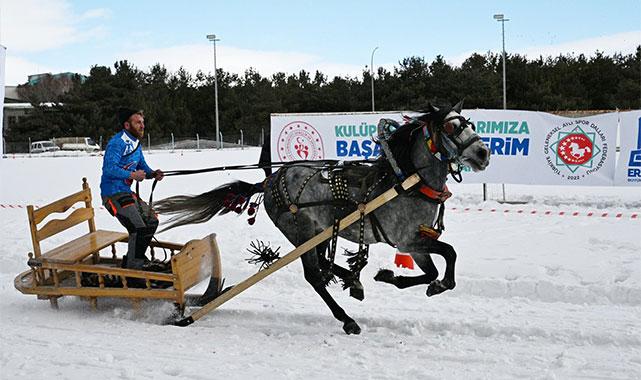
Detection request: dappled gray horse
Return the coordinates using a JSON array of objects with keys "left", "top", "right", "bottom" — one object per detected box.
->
[{"left": 155, "top": 101, "right": 490, "bottom": 334}]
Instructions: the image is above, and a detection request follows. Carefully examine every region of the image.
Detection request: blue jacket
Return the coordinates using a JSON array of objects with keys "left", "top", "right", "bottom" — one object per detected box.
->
[{"left": 100, "top": 129, "right": 153, "bottom": 197}]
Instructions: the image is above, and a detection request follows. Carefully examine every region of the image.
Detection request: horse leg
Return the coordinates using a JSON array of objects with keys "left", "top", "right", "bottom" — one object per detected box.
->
[
  {"left": 421, "top": 240, "right": 457, "bottom": 296},
  {"left": 374, "top": 240, "right": 456, "bottom": 296},
  {"left": 316, "top": 242, "right": 364, "bottom": 301},
  {"left": 374, "top": 248, "right": 439, "bottom": 289},
  {"left": 300, "top": 249, "right": 361, "bottom": 335}
]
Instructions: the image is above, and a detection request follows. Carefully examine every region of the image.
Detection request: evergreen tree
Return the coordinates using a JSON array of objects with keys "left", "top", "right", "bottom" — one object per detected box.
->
[{"left": 8, "top": 47, "right": 640, "bottom": 145}]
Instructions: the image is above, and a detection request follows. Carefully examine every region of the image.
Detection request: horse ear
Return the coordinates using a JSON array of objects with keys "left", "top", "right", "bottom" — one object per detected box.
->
[
  {"left": 453, "top": 100, "right": 464, "bottom": 113},
  {"left": 428, "top": 103, "right": 439, "bottom": 113}
]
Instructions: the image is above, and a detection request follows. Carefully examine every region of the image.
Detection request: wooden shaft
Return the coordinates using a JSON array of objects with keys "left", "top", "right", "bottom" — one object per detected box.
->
[{"left": 180, "top": 173, "right": 420, "bottom": 325}]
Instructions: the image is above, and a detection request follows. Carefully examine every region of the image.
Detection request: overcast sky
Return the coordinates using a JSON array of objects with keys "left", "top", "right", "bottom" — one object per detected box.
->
[{"left": 1, "top": 0, "right": 640, "bottom": 86}]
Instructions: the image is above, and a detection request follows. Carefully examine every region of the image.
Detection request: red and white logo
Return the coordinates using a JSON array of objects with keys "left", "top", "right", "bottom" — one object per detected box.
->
[
  {"left": 277, "top": 121, "right": 325, "bottom": 162},
  {"left": 557, "top": 134, "right": 593, "bottom": 165}
]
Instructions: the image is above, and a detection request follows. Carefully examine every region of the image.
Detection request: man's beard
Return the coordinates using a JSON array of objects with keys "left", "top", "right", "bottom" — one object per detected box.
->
[{"left": 127, "top": 127, "right": 143, "bottom": 140}]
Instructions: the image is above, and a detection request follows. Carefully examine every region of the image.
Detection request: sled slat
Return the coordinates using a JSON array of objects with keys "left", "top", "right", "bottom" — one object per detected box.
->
[
  {"left": 35, "top": 263, "right": 176, "bottom": 282},
  {"left": 32, "top": 188, "right": 91, "bottom": 225},
  {"left": 179, "top": 173, "right": 420, "bottom": 325},
  {"left": 37, "top": 208, "right": 95, "bottom": 241}
]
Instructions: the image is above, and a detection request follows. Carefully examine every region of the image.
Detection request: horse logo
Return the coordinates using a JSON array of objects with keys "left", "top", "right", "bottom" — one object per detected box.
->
[
  {"left": 558, "top": 134, "right": 593, "bottom": 165},
  {"left": 276, "top": 121, "right": 325, "bottom": 162}
]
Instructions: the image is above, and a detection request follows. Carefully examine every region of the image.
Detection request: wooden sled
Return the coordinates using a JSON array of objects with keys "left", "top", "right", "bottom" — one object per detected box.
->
[
  {"left": 174, "top": 173, "right": 421, "bottom": 326},
  {"left": 14, "top": 178, "right": 223, "bottom": 312}
]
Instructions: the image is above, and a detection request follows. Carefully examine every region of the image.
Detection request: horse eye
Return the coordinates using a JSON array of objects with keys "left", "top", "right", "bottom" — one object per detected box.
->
[{"left": 444, "top": 122, "right": 455, "bottom": 134}]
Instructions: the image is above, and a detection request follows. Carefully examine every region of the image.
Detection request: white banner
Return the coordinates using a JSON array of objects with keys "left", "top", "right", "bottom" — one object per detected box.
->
[
  {"left": 270, "top": 109, "right": 623, "bottom": 186},
  {"left": 462, "top": 110, "right": 618, "bottom": 186},
  {"left": 0, "top": 45, "right": 5, "bottom": 163},
  {"left": 270, "top": 112, "right": 402, "bottom": 162},
  {"left": 615, "top": 110, "right": 641, "bottom": 186}
]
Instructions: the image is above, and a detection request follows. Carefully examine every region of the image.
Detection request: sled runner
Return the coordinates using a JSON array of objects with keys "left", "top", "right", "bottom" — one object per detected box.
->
[{"left": 14, "top": 178, "right": 223, "bottom": 312}]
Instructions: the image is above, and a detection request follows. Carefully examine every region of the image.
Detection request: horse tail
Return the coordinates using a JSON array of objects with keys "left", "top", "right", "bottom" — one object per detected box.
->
[{"left": 154, "top": 180, "right": 263, "bottom": 231}]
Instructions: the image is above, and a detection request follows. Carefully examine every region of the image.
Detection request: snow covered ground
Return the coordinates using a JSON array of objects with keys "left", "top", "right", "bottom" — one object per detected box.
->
[{"left": 1, "top": 148, "right": 639, "bottom": 380}]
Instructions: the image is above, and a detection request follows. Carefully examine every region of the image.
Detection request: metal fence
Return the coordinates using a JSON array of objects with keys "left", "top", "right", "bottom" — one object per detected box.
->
[{"left": 2, "top": 131, "right": 265, "bottom": 155}]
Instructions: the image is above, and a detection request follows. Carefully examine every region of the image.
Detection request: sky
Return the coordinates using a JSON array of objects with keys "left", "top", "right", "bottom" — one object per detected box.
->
[{"left": 0, "top": 0, "right": 640, "bottom": 86}]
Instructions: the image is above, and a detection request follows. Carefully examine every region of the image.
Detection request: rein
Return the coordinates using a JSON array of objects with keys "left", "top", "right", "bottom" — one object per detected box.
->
[
  {"left": 139, "top": 159, "right": 377, "bottom": 209},
  {"left": 161, "top": 159, "right": 382, "bottom": 178},
  {"left": 162, "top": 162, "right": 284, "bottom": 177}
]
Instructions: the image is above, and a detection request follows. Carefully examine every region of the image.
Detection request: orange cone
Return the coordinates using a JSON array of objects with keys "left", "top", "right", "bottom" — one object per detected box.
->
[{"left": 394, "top": 249, "right": 414, "bottom": 269}]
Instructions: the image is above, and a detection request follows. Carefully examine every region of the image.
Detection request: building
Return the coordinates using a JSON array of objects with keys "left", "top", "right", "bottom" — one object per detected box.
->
[
  {"left": 3, "top": 72, "right": 83, "bottom": 138},
  {"left": 3, "top": 103, "right": 34, "bottom": 136}
]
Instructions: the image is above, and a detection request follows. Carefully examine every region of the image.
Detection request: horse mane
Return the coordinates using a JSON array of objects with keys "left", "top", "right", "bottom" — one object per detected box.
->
[{"left": 378, "top": 105, "right": 453, "bottom": 173}]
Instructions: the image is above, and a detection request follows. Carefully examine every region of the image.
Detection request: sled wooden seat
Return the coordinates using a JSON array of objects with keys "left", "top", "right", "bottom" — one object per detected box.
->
[
  {"left": 30, "top": 230, "right": 128, "bottom": 265},
  {"left": 15, "top": 178, "right": 223, "bottom": 313}
]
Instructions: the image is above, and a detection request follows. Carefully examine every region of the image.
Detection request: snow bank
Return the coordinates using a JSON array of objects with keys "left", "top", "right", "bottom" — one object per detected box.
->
[{"left": 1, "top": 149, "right": 639, "bottom": 379}]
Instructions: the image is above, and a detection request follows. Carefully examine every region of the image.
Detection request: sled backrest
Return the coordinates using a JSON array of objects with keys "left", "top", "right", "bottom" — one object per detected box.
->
[{"left": 27, "top": 177, "right": 96, "bottom": 258}]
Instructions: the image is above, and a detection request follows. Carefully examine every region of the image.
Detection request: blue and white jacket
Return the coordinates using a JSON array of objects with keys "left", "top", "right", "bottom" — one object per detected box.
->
[{"left": 100, "top": 129, "right": 153, "bottom": 197}]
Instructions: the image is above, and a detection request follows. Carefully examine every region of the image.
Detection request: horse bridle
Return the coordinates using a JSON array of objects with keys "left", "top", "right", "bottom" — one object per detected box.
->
[{"left": 426, "top": 115, "right": 482, "bottom": 162}]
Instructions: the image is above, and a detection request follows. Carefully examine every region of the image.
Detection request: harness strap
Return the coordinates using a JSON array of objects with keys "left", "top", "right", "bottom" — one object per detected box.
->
[
  {"left": 418, "top": 184, "right": 452, "bottom": 202},
  {"left": 278, "top": 199, "right": 353, "bottom": 214},
  {"left": 416, "top": 181, "right": 452, "bottom": 240},
  {"left": 134, "top": 178, "right": 158, "bottom": 207},
  {"left": 326, "top": 217, "right": 340, "bottom": 283},
  {"left": 378, "top": 119, "right": 405, "bottom": 181},
  {"left": 420, "top": 201, "right": 447, "bottom": 240}
]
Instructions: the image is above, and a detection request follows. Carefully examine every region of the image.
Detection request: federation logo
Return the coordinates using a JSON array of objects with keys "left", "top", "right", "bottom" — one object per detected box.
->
[
  {"left": 544, "top": 121, "right": 608, "bottom": 180},
  {"left": 276, "top": 121, "right": 325, "bottom": 162},
  {"left": 550, "top": 126, "right": 601, "bottom": 172}
]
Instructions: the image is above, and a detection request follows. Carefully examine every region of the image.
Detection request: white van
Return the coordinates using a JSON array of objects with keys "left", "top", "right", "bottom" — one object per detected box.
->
[
  {"left": 56, "top": 137, "right": 101, "bottom": 152},
  {"left": 31, "top": 141, "right": 61, "bottom": 153}
]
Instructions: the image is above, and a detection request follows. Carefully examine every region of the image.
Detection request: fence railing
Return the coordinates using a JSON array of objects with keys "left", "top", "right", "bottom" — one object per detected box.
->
[{"left": 2, "top": 131, "right": 266, "bottom": 155}]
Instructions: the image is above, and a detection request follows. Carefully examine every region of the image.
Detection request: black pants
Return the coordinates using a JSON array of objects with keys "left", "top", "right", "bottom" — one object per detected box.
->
[{"left": 103, "top": 192, "right": 158, "bottom": 270}]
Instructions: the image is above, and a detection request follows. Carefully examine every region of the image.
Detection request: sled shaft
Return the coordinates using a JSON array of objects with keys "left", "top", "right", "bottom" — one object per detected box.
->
[{"left": 179, "top": 173, "right": 420, "bottom": 325}]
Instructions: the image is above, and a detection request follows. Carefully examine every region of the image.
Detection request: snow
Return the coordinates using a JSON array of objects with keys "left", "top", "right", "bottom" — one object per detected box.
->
[{"left": 1, "top": 148, "right": 640, "bottom": 380}]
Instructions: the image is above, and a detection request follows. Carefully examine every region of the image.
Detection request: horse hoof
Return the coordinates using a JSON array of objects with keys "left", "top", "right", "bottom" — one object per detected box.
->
[
  {"left": 343, "top": 320, "right": 361, "bottom": 335},
  {"left": 374, "top": 269, "right": 395, "bottom": 283},
  {"left": 426, "top": 279, "right": 454, "bottom": 297},
  {"left": 349, "top": 286, "right": 364, "bottom": 301}
]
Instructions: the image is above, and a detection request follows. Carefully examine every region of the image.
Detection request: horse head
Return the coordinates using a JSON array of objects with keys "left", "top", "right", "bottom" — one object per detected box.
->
[{"left": 418, "top": 100, "right": 490, "bottom": 172}]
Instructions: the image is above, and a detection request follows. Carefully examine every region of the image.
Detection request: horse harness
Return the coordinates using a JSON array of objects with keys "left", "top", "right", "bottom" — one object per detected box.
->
[
  {"left": 267, "top": 151, "right": 453, "bottom": 284},
  {"left": 269, "top": 161, "right": 393, "bottom": 283}
]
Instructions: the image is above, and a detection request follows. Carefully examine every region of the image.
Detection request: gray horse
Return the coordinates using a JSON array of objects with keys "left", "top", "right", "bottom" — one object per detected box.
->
[{"left": 155, "top": 101, "right": 490, "bottom": 334}]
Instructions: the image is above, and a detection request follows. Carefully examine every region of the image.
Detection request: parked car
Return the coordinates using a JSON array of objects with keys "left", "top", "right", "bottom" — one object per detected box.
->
[
  {"left": 55, "top": 137, "right": 101, "bottom": 152},
  {"left": 31, "top": 141, "right": 60, "bottom": 153}
]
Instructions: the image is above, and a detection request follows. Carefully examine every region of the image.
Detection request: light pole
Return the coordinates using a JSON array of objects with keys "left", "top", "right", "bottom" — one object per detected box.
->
[
  {"left": 206, "top": 34, "right": 221, "bottom": 146},
  {"left": 493, "top": 14, "right": 509, "bottom": 110},
  {"left": 491, "top": 15, "right": 509, "bottom": 203},
  {"left": 370, "top": 46, "right": 379, "bottom": 112}
]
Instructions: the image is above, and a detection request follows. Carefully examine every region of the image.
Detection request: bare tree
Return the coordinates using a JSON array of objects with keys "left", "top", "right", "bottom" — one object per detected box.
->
[{"left": 17, "top": 74, "right": 76, "bottom": 105}]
